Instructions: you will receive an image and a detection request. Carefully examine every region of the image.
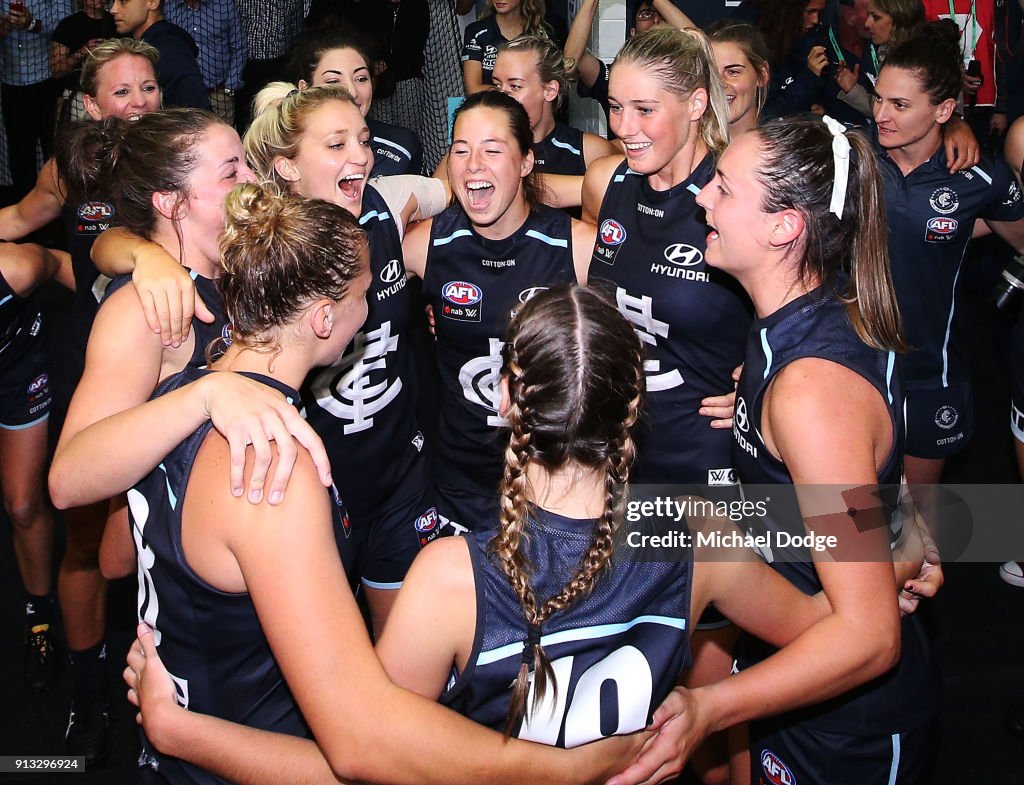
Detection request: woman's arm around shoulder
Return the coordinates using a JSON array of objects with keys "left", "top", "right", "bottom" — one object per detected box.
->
[
  {"left": 92, "top": 227, "right": 214, "bottom": 346},
  {"left": 581, "top": 154, "right": 625, "bottom": 225},
  {"left": 376, "top": 536, "right": 475, "bottom": 698},
  {"left": 582, "top": 131, "right": 618, "bottom": 167}
]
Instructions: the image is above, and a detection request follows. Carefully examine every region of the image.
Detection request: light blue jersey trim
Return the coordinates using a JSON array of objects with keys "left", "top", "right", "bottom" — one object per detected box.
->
[
  {"left": 686, "top": 184, "right": 702, "bottom": 196},
  {"left": 0, "top": 294, "right": 12, "bottom": 307},
  {"left": 476, "top": 614, "right": 687, "bottom": 666},
  {"left": 941, "top": 254, "right": 966, "bottom": 388},
  {"left": 760, "top": 328, "right": 773, "bottom": 378},
  {"left": 969, "top": 165, "right": 992, "bottom": 185},
  {"left": 886, "top": 733, "right": 901, "bottom": 785},
  {"left": 885, "top": 351, "right": 896, "bottom": 405},
  {"left": 525, "top": 229, "right": 568, "bottom": 248},
  {"left": 360, "top": 210, "right": 391, "bottom": 226},
  {"left": 550, "top": 137, "right": 581, "bottom": 156},
  {"left": 0, "top": 412, "right": 48, "bottom": 431},
  {"left": 433, "top": 229, "right": 473, "bottom": 246},
  {"left": 362, "top": 578, "right": 404, "bottom": 590},
  {"left": 158, "top": 463, "right": 178, "bottom": 510},
  {"left": 373, "top": 136, "right": 412, "bottom": 160}
]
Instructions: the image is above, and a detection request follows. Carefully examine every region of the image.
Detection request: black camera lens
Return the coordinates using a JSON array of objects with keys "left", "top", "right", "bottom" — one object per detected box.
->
[{"left": 993, "top": 255, "right": 1024, "bottom": 315}]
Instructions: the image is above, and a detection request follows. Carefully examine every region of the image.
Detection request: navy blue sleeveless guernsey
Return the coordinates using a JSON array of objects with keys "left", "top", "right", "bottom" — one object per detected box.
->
[
  {"left": 302, "top": 184, "right": 427, "bottom": 519},
  {"left": 131, "top": 368, "right": 354, "bottom": 783},
  {"left": 532, "top": 122, "right": 586, "bottom": 177},
  {"left": 590, "top": 157, "right": 752, "bottom": 487},
  {"left": 442, "top": 507, "right": 691, "bottom": 747},
  {"left": 732, "top": 281, "right": 937, "bottom": 735},
  {"left": 422, "top": 205, "right": 576, "bottom": 503},
  {"left": 56, "top": 199, "right": 116, "bottom": 406}
]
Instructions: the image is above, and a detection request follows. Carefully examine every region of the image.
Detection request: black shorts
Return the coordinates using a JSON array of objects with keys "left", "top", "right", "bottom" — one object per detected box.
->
[
  {"left": 432, "top": 483, "right": 500, "bottom": 536},
  {"left": 358, "top": 483, "right": 437, "bottom": 589},
  {"left": 750, "top": 717, "right": 934, "bottom": 785},
  {"left": 905, "top": 383, "right": 974, "bottom": 459},
  {"left": 0, "top": 311, "right": 51, "bottom": 430}
]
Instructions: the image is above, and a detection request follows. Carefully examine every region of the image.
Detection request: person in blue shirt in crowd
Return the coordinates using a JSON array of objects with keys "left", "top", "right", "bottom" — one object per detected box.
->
[
  {"left": 165, "top": 0, "right": 245, "bottom": 125},
  {"left": 109, "top": 0, "right": 210, "bottom": 110},
  {"left": 0, "top": 0, "right": 73, "bottom": 198}
]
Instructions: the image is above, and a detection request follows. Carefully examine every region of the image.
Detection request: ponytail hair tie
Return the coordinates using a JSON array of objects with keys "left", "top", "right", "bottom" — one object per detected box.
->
[
  {"left": 822, "top": 115, "right": 850, "bottom": 220},
  {"left": 521, "top": 622, "right": 542, "bottom": 665}
]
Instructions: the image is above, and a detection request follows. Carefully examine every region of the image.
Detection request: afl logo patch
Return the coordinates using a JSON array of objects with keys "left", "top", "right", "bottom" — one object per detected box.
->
[
  {"left": 599, "top": 219, "right": 627, "bottom": 246},
  {"left": 415, "top": 508, "right": 438, "bottom": 533},
  {"left": 663, "top": 243, "right": 703, "bottom": 266},
  {"left": 929, "top": 187, "right": 959, "bottom": 215},
  {"left": 519, "top": 286, "right": 548, "bottom": 304},
  {"left": 925, "top": 217, "right": 957, "bottom": 242},
  {"left": 380, "top": 258, "right": 403, "bottom": 284},
  {"left": 27, "top": 373, "right": 48, "bottom": 395},
  {"left": 760, "top": 750, "right": 795, "bottom": 785},
  {"left": 442, "top": 281, "right": 482, "bottom": 306},
  {"left": 77, "top": 201, "right": 113, "bottom": 222},
  {"left": 935, "top": 405, "right": 959, "bottom": 430}
]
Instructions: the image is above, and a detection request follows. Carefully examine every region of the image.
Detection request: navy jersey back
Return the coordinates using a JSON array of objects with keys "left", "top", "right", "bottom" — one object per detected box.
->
[
  {"left": 303, "top": 184, "right": 425, "bottom": 517},
  {"left": 422, "top": 205, "right": 576, "bottom": 497},
  {"left": 533, "top": 122, "right": 586, "bottom": 177},
  {"left": 878, "top": 144, "right": 1024, "bottom": 386},
  {"left": 131, "top": 368, "right": 353, "bottom": 783},
  {"left": 0, "top": 268, "right": 43, "bottom": 367},
  {"left": 731, "top": 282, "right": 937, "bottom": 734},
  {"left": 443, "top": 508, "right": 691, "bottom": 747},
  {"left": 369, "top": 118, "right": 423, "bottom": 177},
  {"left": 590, "top": 157, "right": 752, "bottom": 486}
]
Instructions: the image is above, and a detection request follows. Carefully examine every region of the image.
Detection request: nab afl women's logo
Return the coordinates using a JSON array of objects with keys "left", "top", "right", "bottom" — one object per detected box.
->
[
  {"left": 760, "top": 750, "right": 795, "bottom": 785},
  {"left": 77, "top": 202, "right": 113, "bottom": 221},
  {"left": 929, "top": 187, "right": 959, "bottom": 215},
  {"left": 443, "top": 281, "right": 482, "bottom": 306},
  {"left": 599, "top": 219, "right": 627, "bottom": 246},
  {"left": 415, "top": 508, "right": 438, "bottom": 533}
]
